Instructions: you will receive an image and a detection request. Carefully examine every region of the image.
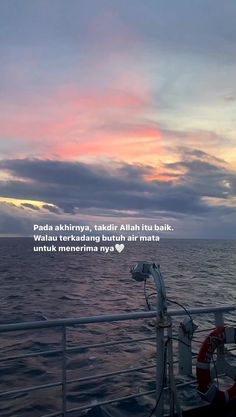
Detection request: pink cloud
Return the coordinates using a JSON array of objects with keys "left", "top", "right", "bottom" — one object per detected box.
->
[{"left": 0, "top": 84, "right": 161, "bottom": 162}]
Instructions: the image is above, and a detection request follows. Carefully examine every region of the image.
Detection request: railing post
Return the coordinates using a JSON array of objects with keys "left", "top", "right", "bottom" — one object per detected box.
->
[
  {"left": 214, "top": 312, "right": 225, "bottom": 373},
  {"left": 178, "top": 318, "right": 194, "bottom": 376},
  {"left": 61, "top": 325, "right": 67, "bottom": 417},
  {"left": 155, "top": 326, "right": 165, "bottom": 417},
  {"left": 168, "top": 326, "right": 182, "bottom": 417},
  {"left": 149, "top": 264, "right": 167, "bottom": 417},
  {"left": 167, "top": 326, "right": 175, "bottom": 416},
  {"left": 215, "top": 311, "right": 224, "bottom": 327}
]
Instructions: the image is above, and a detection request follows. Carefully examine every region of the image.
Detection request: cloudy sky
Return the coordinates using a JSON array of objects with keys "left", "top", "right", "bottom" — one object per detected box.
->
[{"left": 0, "top": 0, "right": 236, "bottom": 237}]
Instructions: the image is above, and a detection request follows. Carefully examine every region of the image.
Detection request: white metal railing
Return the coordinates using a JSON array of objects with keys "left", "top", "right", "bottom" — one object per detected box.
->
[{"left": 0, "top": 305, "right": 236, "bottom": 417}]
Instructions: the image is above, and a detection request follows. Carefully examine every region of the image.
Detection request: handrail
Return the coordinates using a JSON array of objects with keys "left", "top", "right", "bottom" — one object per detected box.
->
[
  {"left": 0, "top": 304, "right": 235, "bottom": 333},
  {"left": 0, "top": 304, "right": 236, "bottom": 417},
  {"left": 0, "top": 336, "right": 156, "bottom": 362}
]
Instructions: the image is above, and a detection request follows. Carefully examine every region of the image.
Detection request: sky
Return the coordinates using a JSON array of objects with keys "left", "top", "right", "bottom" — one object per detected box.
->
[{"left": 0, "top": 0, "right": 236, "bottom": 237}]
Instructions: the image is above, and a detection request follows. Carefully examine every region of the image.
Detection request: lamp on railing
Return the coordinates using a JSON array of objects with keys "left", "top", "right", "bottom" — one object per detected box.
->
[
  {"left": 130, "top": 262, "right": 167, "bottom": 323},
  {"left": 130, "top": 262, "right": 182, "bottom": 417}
]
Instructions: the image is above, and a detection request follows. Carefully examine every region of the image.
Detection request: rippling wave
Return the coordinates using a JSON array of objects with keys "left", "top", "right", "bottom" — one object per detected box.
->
[{"left": 0, "top": 238, "right": 236, "bottom": 416}]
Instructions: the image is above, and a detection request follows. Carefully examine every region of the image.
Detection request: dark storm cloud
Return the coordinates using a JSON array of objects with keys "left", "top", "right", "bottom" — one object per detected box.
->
[
  {"left": 0, "top": 158, "right": 152, "bottom": 189},
  {"left": 0, "top": 155, "right": 235, "bottom": 218},
  {"left": 164, "top": 154, "right": 235, "bottom": 199},
  {"left": 42, "top": 204, "right": 61, "bottom": 214},
  {"left": 21, "top": 203, "right": 40, "bottom": 211}
]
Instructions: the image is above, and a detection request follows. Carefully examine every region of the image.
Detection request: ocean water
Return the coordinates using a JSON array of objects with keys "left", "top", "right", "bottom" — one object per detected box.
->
[{"left": 0, "top": 238, "right": 236, "bottom": 416}]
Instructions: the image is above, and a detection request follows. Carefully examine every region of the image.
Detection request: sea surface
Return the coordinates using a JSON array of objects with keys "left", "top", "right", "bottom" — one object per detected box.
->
[{"left": 0, "top": 238, "right": 236, "bottom": 417}]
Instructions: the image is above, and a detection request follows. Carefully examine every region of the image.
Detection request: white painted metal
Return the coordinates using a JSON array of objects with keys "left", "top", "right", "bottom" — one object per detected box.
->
[
  {"left": 149, "top": 264, "right": 167, "bottom": 417},
  {"left": 62, "top": 325, "right": 67, "bottom": 417},
  {"left": 131, "top": 263, "right": 183, "bottom": 416},
  {"left": 0, "top": 305, "right": 235, "bottom": 416},
  {"left": 215, "top": 311, "right": 225, "bottom": 374},
  {"left": 178, "top": 318, "right": 196, "bottom": 376},
  {"left": 0, "top": 305, "right": 235, "bottom": 333},
  {"left": 167, "top": 326, "right": 175, "bottom": 416}
]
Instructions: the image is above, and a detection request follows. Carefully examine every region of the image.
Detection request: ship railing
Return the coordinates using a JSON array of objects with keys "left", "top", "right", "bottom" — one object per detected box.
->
[{"left": 0, "top": 305, "right": 236, "bottom": 417}]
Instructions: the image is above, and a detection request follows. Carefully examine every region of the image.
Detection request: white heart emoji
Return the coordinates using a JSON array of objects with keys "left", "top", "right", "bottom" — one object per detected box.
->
[{"left": 115, "top": 244, "right": 125, "bottom": 253}]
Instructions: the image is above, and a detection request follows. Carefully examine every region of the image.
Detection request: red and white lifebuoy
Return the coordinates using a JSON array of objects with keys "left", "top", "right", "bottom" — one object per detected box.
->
[{"left": 196, "top": 326, "right": 236, "bottom": 403}]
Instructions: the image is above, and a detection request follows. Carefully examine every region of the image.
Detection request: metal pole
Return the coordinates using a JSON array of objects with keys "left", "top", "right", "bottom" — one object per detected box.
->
[
  {"left": 150, "top": 265, "right": 166, "bottom": 417},
  {"left": 155, "top": 326, "right": 165, "bottom": 416},
  {"left": 178, "top": 319, "right": 193, "bottom": 376},
  {"left": 167, "top": 326, "right": 175, "bottom": 416},
  {"left": 168, "top": 323, "right": 183, "bottom": 417},
  {"left": 214, "top": 311, "right": 225, "bottom": 374},
  {"left": 61, "top": 326, "right": 67, "bottom": 417}
]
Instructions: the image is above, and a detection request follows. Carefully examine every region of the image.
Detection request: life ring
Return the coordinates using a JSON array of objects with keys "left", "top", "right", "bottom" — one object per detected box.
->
[{"left": 196, "top": 326, "right": 236, "bottom": 403}]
